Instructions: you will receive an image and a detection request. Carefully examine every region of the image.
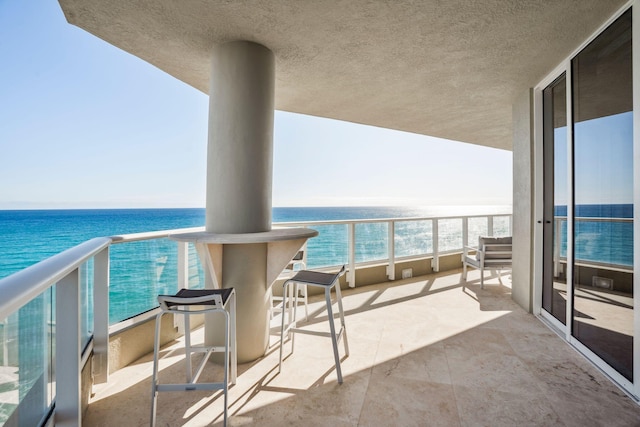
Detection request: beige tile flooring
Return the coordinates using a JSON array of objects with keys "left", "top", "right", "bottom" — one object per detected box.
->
[{"left": 84, "top": 270, "right": 640, "bottom": 426}]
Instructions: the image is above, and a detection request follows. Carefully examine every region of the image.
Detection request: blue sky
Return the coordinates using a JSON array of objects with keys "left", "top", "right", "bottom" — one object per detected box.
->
[{"left": 0, "top": 1, "right": 512, "bottom": 209}]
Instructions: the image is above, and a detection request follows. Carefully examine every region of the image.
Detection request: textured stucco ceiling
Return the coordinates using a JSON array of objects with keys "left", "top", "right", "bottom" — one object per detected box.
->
[{"left": 58, "top": 0, "right": 628, "bottom": 151}]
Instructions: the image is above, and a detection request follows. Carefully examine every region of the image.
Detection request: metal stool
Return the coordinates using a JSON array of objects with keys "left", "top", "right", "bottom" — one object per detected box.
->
[
  {"left": 151, "top": 288, "right": 237, "bottom": 427},
  {"left": 279, "top": 265, "right": 349, "bottom": 383},
  {"left": 270, "top": 250, "right": 309, "bottom": 321}
]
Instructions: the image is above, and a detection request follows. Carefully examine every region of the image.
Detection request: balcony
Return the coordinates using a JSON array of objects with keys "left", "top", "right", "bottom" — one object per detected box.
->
[
  {"left": 1, "top": 212, "right": 639, "bottom": 425},
  {"left": 85, "top": 270, "right": 640, "bottom": 425}
]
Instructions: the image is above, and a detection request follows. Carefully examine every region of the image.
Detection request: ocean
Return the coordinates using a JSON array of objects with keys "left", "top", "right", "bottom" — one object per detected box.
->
[
  {"left": 0, "top": 206, "right": 511, "bottom": 280},
  {"left": 0, "top": 206, "right": 512, "bottom": 324}
]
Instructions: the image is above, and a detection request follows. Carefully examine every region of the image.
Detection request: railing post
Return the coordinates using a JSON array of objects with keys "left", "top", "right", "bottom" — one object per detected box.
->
[
  {"left": 462, "top": 217, "right": 469, "bottom": 262},
  {"left": 93, "top": 246, "right": 110, "bottom": 385},
  {"left": 431, "top": 219, "right": 439, "bottom": 273},
  {"left": 56, "top": 268, "right": 81, "bottom": 427},
  {"left": 178, "top": 242, "right": 189, "bottom": 289},
  {"left": 348, "top": 223, "right": 356, "bottom": 287},
  {"left": 488, "top": 215, "right": 494, "bottom": 236},
  {"left": 387, "top": 220, "right": 395, "bottom": 280}
]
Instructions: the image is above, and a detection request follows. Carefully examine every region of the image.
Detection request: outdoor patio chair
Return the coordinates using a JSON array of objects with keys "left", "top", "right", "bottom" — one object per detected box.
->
[
  {"left": 462, "top": 236, "right": 512, "bottom": 288},
  {"left": 150, "top": 288, "right": 237, "bottom": 427}
]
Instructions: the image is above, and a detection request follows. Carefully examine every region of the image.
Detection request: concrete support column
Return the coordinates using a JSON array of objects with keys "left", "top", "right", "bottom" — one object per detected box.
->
[
  {"left": 205, "top": 41, "right": 275, "bottom": 362},
  {"left": 207, "top": 41, "right": 274, "bottom": 233},
  {"left": 512, "top": 88, "right": 535, "bottom": 313}
]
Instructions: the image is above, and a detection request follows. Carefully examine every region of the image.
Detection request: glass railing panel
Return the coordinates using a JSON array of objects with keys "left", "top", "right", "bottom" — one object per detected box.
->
[
  {"left": 80, "top": 259, "right": 94, "bottom": 351},
  {"left": 467, "top": 217, "right": 489, "bottom": 247},
  {"left": 187, "top": 243, "right": 205, "bottom": 289},
  {"left": 493, "top": 216, "right": 511, "bottom": 237},
  {"left": 395, "top": 220, "right": 433, "bottom": 257},
  {"left": 0, "top": 288, "right": 54, "bottom": 426},
  {"left": 355, "top": 222, "right": 388, "bottom": 263},
  {"left": 438, "top": 218, "right": 463, "bottom": 252},
  {"left": 306, "top": 224, "right": 348, "bottom": 268},
  {"left": 109, "top": 238, "right": 180, "bottom": 324}
]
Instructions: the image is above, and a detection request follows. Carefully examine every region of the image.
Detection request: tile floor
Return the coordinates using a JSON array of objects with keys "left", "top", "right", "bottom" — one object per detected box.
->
[{"left": 84, "top": 269, "right": 640, "bottom": 426}]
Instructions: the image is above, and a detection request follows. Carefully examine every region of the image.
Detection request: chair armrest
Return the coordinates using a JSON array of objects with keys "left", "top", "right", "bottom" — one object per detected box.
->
[
  {"left": 463, "top": 246, "right": 477, "bottom": 256},
  {"left": 481, "top": 243, "right": 512, "bottom": 250}
]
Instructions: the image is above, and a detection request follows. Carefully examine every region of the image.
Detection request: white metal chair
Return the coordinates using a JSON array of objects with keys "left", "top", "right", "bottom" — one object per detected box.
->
[
  {"left": 462, "top": 236, "right": 512, "bottom": 288},
  {"left": 271, "top": 249, "right": 309, "bottom": 321},
  {"left": 150, "top": 288, "right": 237, "bottom": 427},
  {"left": 279, "top": 265, "right": 349, "bottom": 383}
]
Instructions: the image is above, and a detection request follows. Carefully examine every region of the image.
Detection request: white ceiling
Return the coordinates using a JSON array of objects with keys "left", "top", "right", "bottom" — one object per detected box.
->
[{"left": 58, "top": 0, "right": 628, "bottom": 150}]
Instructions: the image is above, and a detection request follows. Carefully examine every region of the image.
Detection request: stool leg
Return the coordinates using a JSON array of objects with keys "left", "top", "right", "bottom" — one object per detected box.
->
[
  {"left": 230, "top": 292, "right": 237, "bottom": 385},
  {"left": 278, "top": 281, "right": 289, "bottom": 373},
  {"left": 302, "top": 284, "right": 309, "bottom": 321},
  {"left": 291, "top": 283, "right": 300, "bottom": 352},
  {"left": 223, "top": 310, "right": 230, "bottom": 427},
  {"left": 324, "top": 286, "right": 343, "bottom": 384},
  {"left": 334, "top": 281, "right": 349, "bottom": 356},
  {"left": 184, "top": 311, "right": 192, "bottom": 382},
  {"left": 150, "top": 312, "right": 163, "bottom": 427}
]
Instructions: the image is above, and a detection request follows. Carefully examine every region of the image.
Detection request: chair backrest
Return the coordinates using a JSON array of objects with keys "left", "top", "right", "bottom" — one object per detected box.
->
[{"left": 477, "top": 236, "right": 512, "bottom": 260}]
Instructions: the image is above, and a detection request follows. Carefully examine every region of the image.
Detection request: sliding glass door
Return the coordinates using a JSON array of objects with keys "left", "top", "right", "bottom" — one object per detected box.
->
[
  {"left": 571, "top": 9, "right": 634, "bottom": 381},
  {"left": 542, "top": 74, "right": 568, "bottom": 326},
  {"left": 540, "top": 8, "right": 635, "bottom": 385}
]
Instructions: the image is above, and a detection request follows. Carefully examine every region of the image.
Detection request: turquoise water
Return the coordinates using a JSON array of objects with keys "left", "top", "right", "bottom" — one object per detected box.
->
[
  {"left": 0, "top": 206, "right": 511, "bottom": 324},
  {"left": 0, "top": 206, "right": 510, "bottom": 278}
]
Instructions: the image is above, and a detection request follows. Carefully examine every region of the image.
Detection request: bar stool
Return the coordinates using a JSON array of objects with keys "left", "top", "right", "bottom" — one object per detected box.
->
[
  {"left": 150, "top": 288, "right": 237, "bottom": 427},
  {"left": 279, "top": 265, "right": 349, "bottom": 383},
  {"left": 270, "top": 250, "right": 309, "bottom": 321}
]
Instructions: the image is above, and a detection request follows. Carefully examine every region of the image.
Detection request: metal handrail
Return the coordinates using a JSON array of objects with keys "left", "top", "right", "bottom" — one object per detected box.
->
[
  {"left": 0, "top": 237, "right": 111, "bottom": 320},
  {"left": 109, "top": 226, "right": 204, "bottom": 243},
  {"left": 275, "top": 213, "right": 512, "bottom": 285},
  {"left": 274, "top": 212, "right": 512, "bottom": 227}
]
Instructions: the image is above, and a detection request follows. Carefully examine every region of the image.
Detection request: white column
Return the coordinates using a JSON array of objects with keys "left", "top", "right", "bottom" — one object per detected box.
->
[
  {"left": 207, "top": 41, "right": 274, "bottom": 233},
  {"left": 205, "top": 41, "right": 275, "bottom": 362}
]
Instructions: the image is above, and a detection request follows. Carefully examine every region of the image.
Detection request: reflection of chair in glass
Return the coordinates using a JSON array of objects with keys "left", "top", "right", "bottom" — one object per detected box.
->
[
  {"left": 150, "top": 288, "right": 237, "bottom": 427},
  {"left": 270, "top": 249, "right": 308, "bottom": 321},
  {"left": 279, "top": 265, "right": 349, "bottom": 383},
  {"left": 462, "top": 236, "right": 512, "bottom": 288}
]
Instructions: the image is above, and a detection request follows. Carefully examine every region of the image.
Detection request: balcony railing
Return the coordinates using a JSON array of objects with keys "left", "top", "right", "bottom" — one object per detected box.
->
[{"left": 0, "top": 212, "right": 511, "bottom": 426}]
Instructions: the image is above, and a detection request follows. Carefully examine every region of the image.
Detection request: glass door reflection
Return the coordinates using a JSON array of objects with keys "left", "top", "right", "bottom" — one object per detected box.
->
[
  {"left": 571, "top": 9, "right": 633, "bottom": 381},
  {"left": 542, "top": 74, "right": 568, "bottom": 325}
]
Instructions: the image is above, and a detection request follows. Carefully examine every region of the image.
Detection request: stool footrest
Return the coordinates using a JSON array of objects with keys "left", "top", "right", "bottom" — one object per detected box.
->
[{"left": 287, "top": 327, "right": 345, "bottom": 341}]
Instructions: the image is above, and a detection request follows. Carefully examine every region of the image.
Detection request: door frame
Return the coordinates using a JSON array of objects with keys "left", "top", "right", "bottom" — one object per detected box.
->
[{"left": 532, "top": 0, "right": 639, "bottom": 398}]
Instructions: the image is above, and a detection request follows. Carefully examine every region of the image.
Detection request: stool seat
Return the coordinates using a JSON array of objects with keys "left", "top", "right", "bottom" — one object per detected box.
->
[
  {"left": 286, "top": 270, "right": 341, "bottom": 286},
  {"left": 151, "top": 287, "right": 236, "bottom": 426},
  {"left": 279, "top": 266, "right": 349, "bottom": 383},
  {"left": 163, "top": 288, "right": 234, "bottom": 308}
]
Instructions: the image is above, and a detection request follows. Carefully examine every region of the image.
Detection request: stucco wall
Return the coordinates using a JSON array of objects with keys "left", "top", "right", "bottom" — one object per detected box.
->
[{"left": 511, "top": 88, "right": 535, "bottom": 312}]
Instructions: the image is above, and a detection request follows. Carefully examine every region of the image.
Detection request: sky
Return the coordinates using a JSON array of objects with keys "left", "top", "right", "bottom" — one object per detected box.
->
[{"left": 0, "top": 1, "right": 512, "bottom": 210}]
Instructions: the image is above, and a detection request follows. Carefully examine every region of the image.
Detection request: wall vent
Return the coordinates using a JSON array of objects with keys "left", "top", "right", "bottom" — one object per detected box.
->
[
  {"left": 592, "top": 276, "right": 613, "bottom": 290},
  {"left": 402, "top": 268, "right": 413, "bottom": 279}
]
